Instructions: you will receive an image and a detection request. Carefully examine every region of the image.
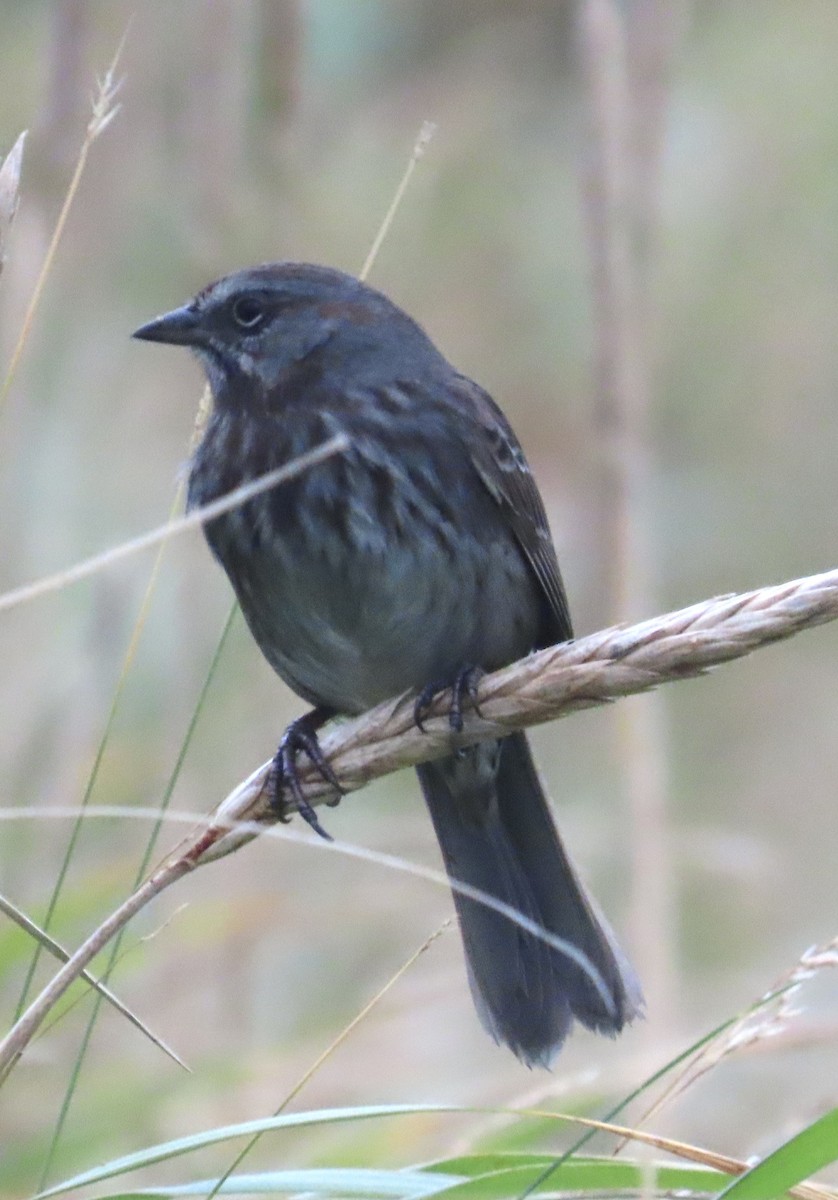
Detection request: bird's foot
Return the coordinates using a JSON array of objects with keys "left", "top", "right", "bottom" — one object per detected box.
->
[
  {"left": 413, "top": 665, "right": 485, "bottom": 735},
  {"left": 271, "top": 708, "right": 343, "bottom": 841}
]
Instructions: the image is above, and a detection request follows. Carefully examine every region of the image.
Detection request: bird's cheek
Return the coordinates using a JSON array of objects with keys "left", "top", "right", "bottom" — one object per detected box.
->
[{"left": 236, "top": 350, "right": 258, "bottom": 377}]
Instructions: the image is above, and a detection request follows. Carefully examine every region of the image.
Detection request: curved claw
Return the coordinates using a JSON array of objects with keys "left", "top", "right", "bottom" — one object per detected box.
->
[
  {"left": 413, "top": 682, "right": 438, "bottom": 734},
  {"left": 271, "top": 708, "right": 343, "bottom": 841},
  {"left": 413, "top": 665, "right": 485, "bottom": 735}
]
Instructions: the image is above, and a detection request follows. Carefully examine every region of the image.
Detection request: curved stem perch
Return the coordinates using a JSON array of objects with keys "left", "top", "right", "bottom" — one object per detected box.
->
[{"left": 2, "top": 565, "right": 837, "bottom": 1077}]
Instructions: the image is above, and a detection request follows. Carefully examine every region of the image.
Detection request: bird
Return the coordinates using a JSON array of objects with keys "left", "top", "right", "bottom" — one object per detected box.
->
[{"left": 134, "top": 262, "right": 642, "bottom": 1066}]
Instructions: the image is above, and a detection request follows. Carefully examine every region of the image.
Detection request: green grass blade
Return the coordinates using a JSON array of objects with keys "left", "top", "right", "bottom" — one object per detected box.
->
[
  {"left": 34, "top": 1104, "right": 467, "bottom": 1198},
  {"left": 718, "top": 1106, "right": 838, "bottom": 1200},
  {"left": 93, "top": 1166, "right": 462, "bottom": 1197}
]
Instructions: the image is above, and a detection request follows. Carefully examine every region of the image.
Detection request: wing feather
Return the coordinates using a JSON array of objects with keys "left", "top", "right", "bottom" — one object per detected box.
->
[{"left": 455, "top": 376, "right": 573, "bottom": 644}]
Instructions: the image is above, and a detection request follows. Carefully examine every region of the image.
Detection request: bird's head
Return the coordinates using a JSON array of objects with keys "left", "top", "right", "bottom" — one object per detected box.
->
[{"left": 133, "top": 262, "right": 443, "bottom": 397}]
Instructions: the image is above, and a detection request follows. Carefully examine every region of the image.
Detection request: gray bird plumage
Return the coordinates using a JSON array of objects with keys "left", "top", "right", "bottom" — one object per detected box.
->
[{"left": 134, "top": 262, "right": 642, "bottom": 1065}]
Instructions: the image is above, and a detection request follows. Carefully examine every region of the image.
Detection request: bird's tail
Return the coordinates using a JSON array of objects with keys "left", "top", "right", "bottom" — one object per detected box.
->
[{"left": 417, "top": 731, "right": 643, "bottom": 1067}]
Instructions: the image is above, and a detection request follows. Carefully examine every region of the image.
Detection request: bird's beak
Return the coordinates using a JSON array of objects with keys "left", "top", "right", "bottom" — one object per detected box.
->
[{"left": 132, "top": 303, "right": 201, "bottom": 346}]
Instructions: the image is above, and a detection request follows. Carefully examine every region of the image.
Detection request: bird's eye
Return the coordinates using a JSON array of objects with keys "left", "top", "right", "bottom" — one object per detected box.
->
[{"left": 231, "top": 296, "right": 265, "bottom": 329}]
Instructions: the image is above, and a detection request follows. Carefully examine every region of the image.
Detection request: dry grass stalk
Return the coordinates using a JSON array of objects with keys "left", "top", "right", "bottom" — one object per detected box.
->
[
  {"left": 548, "top": 1109, "right": 837, "bottom": 1200},
  {"left": 0, "top": 893, "right": 185, "bottom": 1070},
  {"left": 637, "top": 936, "right": 838, "bottom": 1130},
  {"left": 577, "top": 0, "right": 686, "bottom": 1042},
  {"left": 0, "top": 38, "right": 123, "bottom": 415},
  {"left": 359, "top": 120, "right": 436, "bottom": 282},
  {"left": 0, "top": 434, "right": 348, "bottom": 615},
  {"left": 211, "top": 919, "right": 453, "bottom": 1196},
  {"left": 203, "top": 565, "right": 838, "bottom": 860}
]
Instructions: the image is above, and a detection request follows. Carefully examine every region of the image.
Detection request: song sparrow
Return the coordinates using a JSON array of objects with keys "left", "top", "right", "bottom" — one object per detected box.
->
[{"left": 134, "top": 263, "right": 642, "bottom": 1066}]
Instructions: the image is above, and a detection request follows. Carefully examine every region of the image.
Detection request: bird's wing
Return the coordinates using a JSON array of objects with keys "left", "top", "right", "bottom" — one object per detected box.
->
[{"left": 455, "top": 376, "right": 573, "bottom": 644}]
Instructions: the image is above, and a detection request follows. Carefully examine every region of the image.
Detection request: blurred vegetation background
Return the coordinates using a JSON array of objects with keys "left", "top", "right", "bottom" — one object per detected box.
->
[{"left": 1, "top": 0, "right": 837, "bottom": 1191}]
